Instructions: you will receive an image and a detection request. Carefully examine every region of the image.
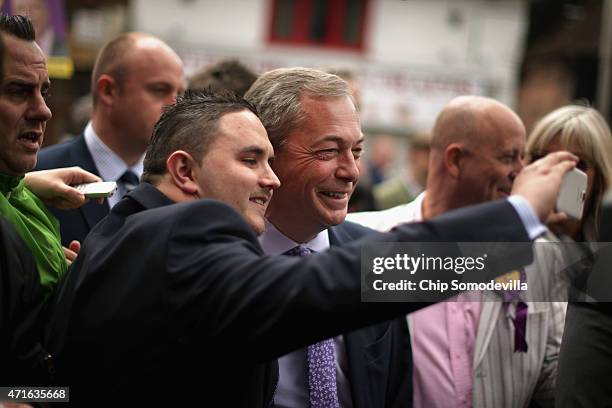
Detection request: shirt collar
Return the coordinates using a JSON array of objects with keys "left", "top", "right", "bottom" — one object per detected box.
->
[
  {"left": 0, "top": 172, "right": 23, "bottom": 197},
  {"left": 259, "top": 219, "right": 330, "bottom": 254},
  {"left": 84, "top": 121, "right": 144, "bottom": 182},
  {"left": 413, "top": 191, "right": 426, "bottom": 221}
]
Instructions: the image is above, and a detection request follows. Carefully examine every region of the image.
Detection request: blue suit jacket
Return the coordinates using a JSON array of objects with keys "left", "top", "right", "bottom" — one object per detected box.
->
[
  {"left": 329, "top": 222, "right": 412, "bottom": 408},
  {"left": 35, "top": 135, "right": 110, "bottom": 246}
]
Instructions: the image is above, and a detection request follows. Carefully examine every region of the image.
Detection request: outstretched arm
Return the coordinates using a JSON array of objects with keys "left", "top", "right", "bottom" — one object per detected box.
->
[{"left": 24, "top": 167, "right": 102, "bottom": 209}]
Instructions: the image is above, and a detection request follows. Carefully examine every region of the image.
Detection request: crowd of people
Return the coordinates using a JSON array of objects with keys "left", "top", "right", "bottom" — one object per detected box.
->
[{"left": 1, "top": 12, "right": 611, "bottom": 408}]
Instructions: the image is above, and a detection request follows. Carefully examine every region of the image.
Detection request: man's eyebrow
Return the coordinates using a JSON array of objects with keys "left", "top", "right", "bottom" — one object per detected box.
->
[
  {"left": 240, "top": 145, "right": 266, "bottom": 155},
  {"left": 316, "top": 135, "right": 365, "bottom": 147},
  {"left": 4, "top": 78, "right": 33, "bottom": 86},
  {"left": 240, "top": 145, "right": 275, "bottom": 161},
  {"left": 4, "top": 78, "right": 51, "bottom": 89},
  {"left": 146, "top": 81, "right": 172, "bottom": 89}
]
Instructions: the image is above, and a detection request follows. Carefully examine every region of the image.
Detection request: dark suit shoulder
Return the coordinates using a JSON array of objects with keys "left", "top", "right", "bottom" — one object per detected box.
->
[
  {"left": 36, "top": 135, "right": 90, "bottom": 170},
  {"left": 337, "top": 220, "right": 377, "bottom": 237},
  {"left": 171, "top": 199, "right": 259, "bottom": 242},
  {"left": 36, "top": 138, "right": 75, "bottom": 166},
  {"left": 330, "top": 220, "right": 378, "bottom": 245},
  {"left": 98, "top": 194, "right": 262, "bottom": 253},
  {"left": 131, "top": 196, "right": 256, "bottom": 234},
  {"left": 35, "top": 135, "right": 103, "bottom": 245}
]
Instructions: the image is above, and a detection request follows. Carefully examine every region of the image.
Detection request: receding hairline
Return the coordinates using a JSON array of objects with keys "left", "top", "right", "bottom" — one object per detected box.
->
[
  {"left": 91, "top": 32, "right": 178, "bottom": 97},
  {"left": 1, "top": 31, "right": 46, "bottom": 59},
  {"left": 245, "top": 68, "right": 355, "bottom": 150},
  {"left": 431, "top": 95, "right": 523, "bottom": 149}
]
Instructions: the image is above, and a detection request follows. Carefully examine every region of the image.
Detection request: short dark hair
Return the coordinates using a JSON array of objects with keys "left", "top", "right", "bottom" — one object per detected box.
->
[
  {"left": 142, "top": 89, "right": 259, "bottom": 183},
  {"left": 0, "top": 14, "right": 35, "bottom": 41},
  {"left": 188, "top": 59, "right": 258, "bottom": 97},
  {"left": 90, "top": 33, "right": 137, "bottom": 105}
]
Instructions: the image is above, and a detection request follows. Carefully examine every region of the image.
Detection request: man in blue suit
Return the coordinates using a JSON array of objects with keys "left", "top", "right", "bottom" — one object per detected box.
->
[
  {"left": 246, "top": 68, "right": 411, "bottom": 408},
  {"left": 35, "top": 31, "right": 185, "bottom": 245}
]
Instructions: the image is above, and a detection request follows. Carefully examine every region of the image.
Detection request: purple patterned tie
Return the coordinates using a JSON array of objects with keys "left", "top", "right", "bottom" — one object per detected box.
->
[
  {"left": 512, "top": 301, "right": 528, "bottom": 352},
  {"left": 306, "top": 338, "right": 339, "bottom": 408},
  {"left": 283, "top": 245, "right": 314, "bottom": 257},
  {"left": 282, "top": 246, "right": 340, "bottom": 408},
  {"left": 499, "top": 268, "right": 528, "bottom": 352}
]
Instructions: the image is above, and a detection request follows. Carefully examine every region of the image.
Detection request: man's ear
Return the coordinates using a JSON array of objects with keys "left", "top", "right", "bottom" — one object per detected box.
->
[
  {"left": 96, "top": 74, "right": 119, "bottom": 107},
  {"left": 444, "top": 143, "right": 465, "bottom": 178},
  {"left": 166, "top": 150, "right": 200, "bottom": 195}
]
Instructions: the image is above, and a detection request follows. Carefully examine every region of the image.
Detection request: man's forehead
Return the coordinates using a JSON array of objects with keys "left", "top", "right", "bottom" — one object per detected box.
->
[
  {"left": 475, "top": 133, "right": 524, "bottom": 154},
  {"left": 128, "top": 38, "right": 182, "bottom": 66},
  {"left": 289, "top": 95, "right": 361, "bottom": 141},
  {"left": 219, "top": 110, "right": 271, "bottom": 146},
  {"left": 498, "top": 127, "right": 526, "bottom": 149},
  {"left": 122, "top": 55, "right": 184, "bottom": 87},
  {"left": 300, "top": 93, "right": 357, "bottom": 114},
  {"left": 315, "top": 134, "right": 364, "bottom": 146},
  {"left": 3, "top": 35, "right": 48, "bottom": 74},
  {"left": 478, "top": 115, "right": 525, "bottom": 148}
]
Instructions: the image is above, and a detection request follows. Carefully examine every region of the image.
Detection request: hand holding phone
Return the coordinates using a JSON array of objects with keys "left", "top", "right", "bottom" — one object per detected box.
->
[
  {"left": 556, "top": 168, "right": 587, "bottom": 219},
  {"left": 74, "top": 181, "right": 118, "bottom": 198}
]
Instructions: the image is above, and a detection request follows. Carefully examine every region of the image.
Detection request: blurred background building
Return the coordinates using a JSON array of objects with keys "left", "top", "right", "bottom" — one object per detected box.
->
[{"left": 3, "top": 0, "right": 610, "bottom": 207}]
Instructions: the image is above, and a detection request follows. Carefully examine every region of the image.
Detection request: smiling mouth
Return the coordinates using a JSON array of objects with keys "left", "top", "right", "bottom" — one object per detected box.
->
[
  {"left": 250, "top": 196, "right": 269, "bottom": 207},
  {"left": 318, "top": 191, "right": 348, "bottom": 199}
]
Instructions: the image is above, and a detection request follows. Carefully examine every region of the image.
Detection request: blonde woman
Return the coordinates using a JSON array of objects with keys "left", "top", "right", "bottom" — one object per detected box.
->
[
  {"left": 526, "top": 105, "right": 612, "bottom": 240},
  {"left": 530, "top": 105, "right": 612, "bottom": 407}
]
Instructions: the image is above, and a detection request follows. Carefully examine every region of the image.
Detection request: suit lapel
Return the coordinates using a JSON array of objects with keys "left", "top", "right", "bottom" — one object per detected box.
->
[
  {"left": 327, "top": 225, "right": 346, "bottom": 246},
  {"left": 473, "top": 300, "right": 502, "bottom": 368},
  {"left": 329, "top": 225, "right": 370, "bottom": 408},
  {"left": 344, "top": 330, "right": 368, "bottom": 408},
  {"left": 81, "top": 198, "right": 110, "bottom": 230},
  {"left": 69, "top": 135, "right": 110, "bottom": 229},
  {"left": 67, "top": 135, "right": 101, "bottom": 177}
]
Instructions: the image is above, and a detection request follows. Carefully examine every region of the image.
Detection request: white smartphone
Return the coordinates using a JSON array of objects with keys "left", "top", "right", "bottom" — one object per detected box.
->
[
  {"left": 556, "top": 168, "right": 587, "bottom": 219},
  {"left": 74, "top": 181, "right": 118, "bottom": 198}
]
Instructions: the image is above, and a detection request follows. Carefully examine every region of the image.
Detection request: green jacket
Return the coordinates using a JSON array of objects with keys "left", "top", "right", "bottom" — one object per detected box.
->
[{"left": 0, "top": 172, "right": 67, "bottom": 296}]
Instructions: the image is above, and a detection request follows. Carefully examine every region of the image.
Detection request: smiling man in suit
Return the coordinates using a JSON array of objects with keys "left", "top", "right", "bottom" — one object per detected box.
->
[
  {"left": 44, "top": 89, "right": 577, "bottom": 407},
  {"left": 36, "top": 31, "right": 185, "bottom": 245},
  {"left": 245, "top": 68, "right": 411, "bottom": 408}
]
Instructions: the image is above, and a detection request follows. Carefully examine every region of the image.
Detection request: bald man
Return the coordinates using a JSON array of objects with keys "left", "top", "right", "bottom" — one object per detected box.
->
[
  {"left": 36, "top": 32, "right": 186, "bottom": 245},
  {"left": 349, "top": 96, "right": 565, "bottom": 407}
]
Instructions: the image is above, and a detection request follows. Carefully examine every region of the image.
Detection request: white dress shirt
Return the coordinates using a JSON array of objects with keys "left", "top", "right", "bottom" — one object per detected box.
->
[
  {"left": 83, "top": 121, "right": 144, "bottom": 208},
  {"left": 259, "top": 220, "right": 354, "bottom": 408}
]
